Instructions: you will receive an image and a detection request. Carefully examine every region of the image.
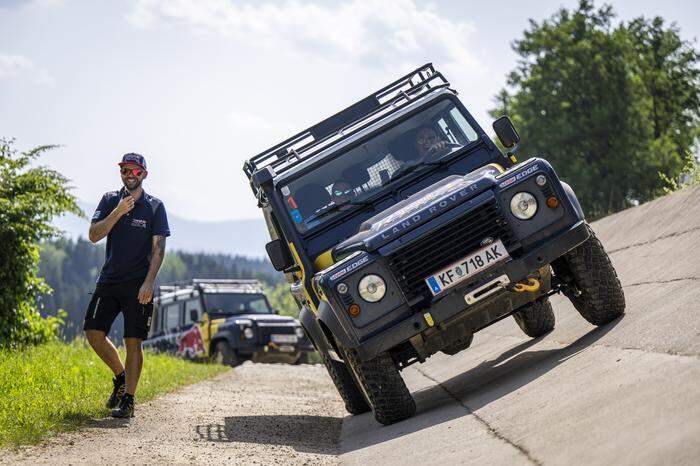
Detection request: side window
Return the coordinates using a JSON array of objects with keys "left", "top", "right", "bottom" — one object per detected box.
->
[
  {"left": 448, "top": 107, "right": 478, "bottom": 142},
  {"left": 164, "top": 302, "right": 181, "bottom": 329},
  {"left": 186, "top": 297, "right": 203, "bottom": 323}
]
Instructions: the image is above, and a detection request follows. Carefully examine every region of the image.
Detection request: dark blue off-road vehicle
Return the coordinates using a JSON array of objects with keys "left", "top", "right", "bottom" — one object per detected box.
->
[
  {"left": 243, "top": 64, "right": 625, "bottom": 425},
  {"left": 143, "top": 279, "right": 313, "bottom": 366}
]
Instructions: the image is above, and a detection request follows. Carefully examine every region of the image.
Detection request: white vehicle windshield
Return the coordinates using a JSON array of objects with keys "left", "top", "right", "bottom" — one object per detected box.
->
[{"left": 280, "top": 99, "right": 478, "bottom": 233}]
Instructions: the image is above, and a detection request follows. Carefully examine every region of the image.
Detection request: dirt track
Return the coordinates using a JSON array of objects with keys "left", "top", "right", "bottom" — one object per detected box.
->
[{"left": 5, "top": 364, "right": 344, "bottom": 465}]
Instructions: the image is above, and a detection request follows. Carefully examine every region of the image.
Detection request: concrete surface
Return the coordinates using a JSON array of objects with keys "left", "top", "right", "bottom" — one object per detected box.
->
[{"left": 339, "top": 186, "right": 700, "bottom": 465}]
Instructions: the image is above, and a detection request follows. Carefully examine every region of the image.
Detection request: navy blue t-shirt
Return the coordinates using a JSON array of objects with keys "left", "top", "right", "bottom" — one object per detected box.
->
[{"left": 91, "top": 188, "right": 171, "bottom": 284}]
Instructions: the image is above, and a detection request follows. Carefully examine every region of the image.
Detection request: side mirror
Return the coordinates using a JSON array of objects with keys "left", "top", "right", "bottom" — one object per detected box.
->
[
  {"left": 492, "top": 116, "right": 520, "bottom": 149},
  {"left": 266, "top": 239, "right": 294, "bottom": 271},
  {"left": 272, "top": 308, "right": 280, "bottom": 315},
  {"left": 189, "top": 309, "right": 199, "bottom": 322}
]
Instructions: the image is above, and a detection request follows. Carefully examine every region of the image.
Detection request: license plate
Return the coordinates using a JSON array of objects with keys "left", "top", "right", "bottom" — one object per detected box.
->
[
  {"left": 277, "top": 345, "right": 295, "bottom": 353},
  {"left": 425, "top": 240, "right": 509, "bottom": 295},
  {"left": 271, "top": 334, "right": 298, "bottom": 344}
]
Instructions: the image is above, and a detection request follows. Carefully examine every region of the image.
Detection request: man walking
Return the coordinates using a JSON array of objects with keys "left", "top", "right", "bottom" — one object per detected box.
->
[{"left": 84, "top": 153, "right": 170, "bottom": 418}]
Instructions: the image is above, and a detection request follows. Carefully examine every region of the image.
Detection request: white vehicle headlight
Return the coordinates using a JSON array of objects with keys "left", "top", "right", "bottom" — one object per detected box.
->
[
  {"left": 243, "top": 327, "right": 254, "bottom": 339},
  {"left": 358, "top": 274, "right": 386, "bottom": 303},
  {"left": 510, "top": 192, "right": 538, "bottom": 220},
  {"left": 295, "top": 327, "right": 305, "bottom": 338}
]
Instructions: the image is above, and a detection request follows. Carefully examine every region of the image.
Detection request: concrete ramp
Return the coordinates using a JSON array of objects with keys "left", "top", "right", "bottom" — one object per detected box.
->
[{"left": 340, "top": 186, "right": 700, "bottom": 465}]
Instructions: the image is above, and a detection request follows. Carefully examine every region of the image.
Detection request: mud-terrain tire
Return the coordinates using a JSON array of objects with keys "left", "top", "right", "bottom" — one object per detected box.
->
[
  {"left": 340, "top": 346, "right": 416, "bottom": 426},
  {"left": 513, "top": 298, "right": 555, "bottom": 337},
  {"left": 213, "top": 341, "right": 239, "bottom": 367},
  {"left": 553, "top": 225, "right": 625, "bottom": 325},
  {"left": 320, "top": 349, "right": 370, "bottom": 415}
]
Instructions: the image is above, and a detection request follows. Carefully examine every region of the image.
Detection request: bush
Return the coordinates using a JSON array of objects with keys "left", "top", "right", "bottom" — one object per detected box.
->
[{"left": 0, "top": 139, "right": 81, "bottom": 347}]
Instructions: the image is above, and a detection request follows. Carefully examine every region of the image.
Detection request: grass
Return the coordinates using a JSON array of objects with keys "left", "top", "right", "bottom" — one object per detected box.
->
[{"left": 0, "top": 339, "right": 228, "bottom": 448}]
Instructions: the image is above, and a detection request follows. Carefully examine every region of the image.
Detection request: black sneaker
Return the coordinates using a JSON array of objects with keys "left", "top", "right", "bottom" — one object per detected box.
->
[
  {"left": 106, "top": 372, "right": 126, "bottom": 409},
  {"left": 110, "top": 393, "right": 134, "bottom": 418}
]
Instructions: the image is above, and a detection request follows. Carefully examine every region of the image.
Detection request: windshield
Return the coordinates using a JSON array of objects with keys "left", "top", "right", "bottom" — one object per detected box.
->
[
  {"left": 203, "top": 293, "right": 272, "bottom": 315},
  {"left": 280, "top": 99, "right": 479, "bottom": 233}
]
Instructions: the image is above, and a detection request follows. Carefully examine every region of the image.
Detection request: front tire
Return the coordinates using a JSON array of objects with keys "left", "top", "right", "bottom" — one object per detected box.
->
[
  {"left": 212, "top": 341, "right": 239, "bottom": 367},
  {"left": 320, "top": 348, "right": 370, "bottom": 415},
  {"left": 513, "top": 298, "right": 555, "bottom": 337},
  {"left": 340, "top": 346, "right": 416, "bottom": 426},
  {"left": 553, "top": 225, "right": 625, "bottom": 325}
]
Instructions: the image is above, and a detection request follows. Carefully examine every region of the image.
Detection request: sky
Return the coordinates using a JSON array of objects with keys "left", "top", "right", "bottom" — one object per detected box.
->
[{"left": 2, "top": 0, "right": 699, "bottom": 222}]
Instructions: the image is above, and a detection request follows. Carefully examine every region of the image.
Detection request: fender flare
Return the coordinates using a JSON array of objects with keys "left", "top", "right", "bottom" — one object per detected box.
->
[
  {"left": 561, "top": 181, "right": 585, "bottom": 221},
  {"left": 210, "top": 330, "right": 236, "bottom": 352},
  {"left": 299, "top": 302, "right": 355, "bottom": 356},
  {"left": 298, "top": 306, "right": 331, "bottom": 354},
  {"left": 316, "top": 300, "right": 355, "bottom": 350}
]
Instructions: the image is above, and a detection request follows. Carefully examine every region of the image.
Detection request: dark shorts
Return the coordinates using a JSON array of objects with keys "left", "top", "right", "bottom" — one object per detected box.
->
[{"left": 83, "top": 277, "right": 153, "bottom": 340}]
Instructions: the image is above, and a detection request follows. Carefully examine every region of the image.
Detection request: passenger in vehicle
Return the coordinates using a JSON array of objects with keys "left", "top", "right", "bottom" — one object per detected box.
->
[{"left": 330, "top": 179, "right": 355, "bottom": 208}]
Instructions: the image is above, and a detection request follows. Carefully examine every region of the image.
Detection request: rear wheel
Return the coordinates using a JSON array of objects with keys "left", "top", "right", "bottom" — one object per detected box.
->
[
  {"left": 553, "top": 224, "right": 625, "bottom": 325},
  {"left": 320, "top": 347, "right": 370, "bottom": 415},
  {"left": 340, "top": 345, "right": 416, "bottom": 426},
  {"left": 513, "top": 298, "right": 555, "bottom": 337},
  {"left": 212, "top": 341, "right": 239, "bottom": 367}
]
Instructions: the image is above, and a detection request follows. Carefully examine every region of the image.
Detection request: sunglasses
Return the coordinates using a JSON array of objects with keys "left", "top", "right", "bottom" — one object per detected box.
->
[
  {"left": 416, "top": 135, "right": 437, "bottom": 144},
  {"left": 120, "top": 167, "right": 145, "bottom": 176}
]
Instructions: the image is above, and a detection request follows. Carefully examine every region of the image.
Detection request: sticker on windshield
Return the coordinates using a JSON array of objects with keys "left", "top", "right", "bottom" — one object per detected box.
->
[
  {"left": 281, "top": 186, "right": 290, "bottom": 196},
  {"left": 290, "top": 209, "right": 302, "bottom": 223},
  {"left": 286, "top": 196, "right": 298, "bottom": 209}
]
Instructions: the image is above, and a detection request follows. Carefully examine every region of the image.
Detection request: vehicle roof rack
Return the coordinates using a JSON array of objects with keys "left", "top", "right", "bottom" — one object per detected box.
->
[
  {"left": 243, "top": 63, "right": 450, "bottom": 187},
  {"left": 156, "top": 278, "right": 264, "bottom": 297}
]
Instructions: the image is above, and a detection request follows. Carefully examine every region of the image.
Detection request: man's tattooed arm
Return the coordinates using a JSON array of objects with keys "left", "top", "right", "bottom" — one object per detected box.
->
[{"left": 138, "top": 235, "right": 166, "bottom": 304}]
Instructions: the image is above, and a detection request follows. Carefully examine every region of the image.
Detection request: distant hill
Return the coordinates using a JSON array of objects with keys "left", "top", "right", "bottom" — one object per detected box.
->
[{"left": 54, "top": 201, "right": 270, "bottom": 257}]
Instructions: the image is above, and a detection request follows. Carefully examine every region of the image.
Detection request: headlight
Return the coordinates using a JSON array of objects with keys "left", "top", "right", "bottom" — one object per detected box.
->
[
  {"left": 295, "top": 327, "right": 305, "bottom": 338},
  {"left": 243, "top": 327, "right": 254, "bottom": 339},
  {"left": 358, "top": 274, "right": 386, "bottom": 303},
  {"left": 510, "top": 192, "right": 538, "bottom": 220}
]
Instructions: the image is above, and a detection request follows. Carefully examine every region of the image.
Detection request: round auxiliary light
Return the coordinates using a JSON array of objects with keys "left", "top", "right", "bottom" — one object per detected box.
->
[
  {"left": 510, "top": 192, "right": 538, "bottom": 220},
  {"left": 295, "top": 326, "right": 305, "bottom": 338},
  {"left": 243, "top": 327, "right": 254, "bottom": 339},
  {"left": 535, "top": 174, "right": 547, "bottom": 186},
  {"left": 336, "top": 282, "right": 349, "bottom": 295},
  {"left": 358, "top": 274, "right": 387, "bottom": 303}
]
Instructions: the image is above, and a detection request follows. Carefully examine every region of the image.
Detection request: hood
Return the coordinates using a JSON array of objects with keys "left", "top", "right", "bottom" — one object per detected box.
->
[{"left": 334, "top": 165, "right": 501, "bottom": 257}]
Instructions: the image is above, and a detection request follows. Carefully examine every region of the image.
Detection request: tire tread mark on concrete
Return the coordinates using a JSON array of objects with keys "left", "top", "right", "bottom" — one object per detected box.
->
[
  {"left": 607, "top": 226, "right": 700, "bottom": 255},
  {"left": 623, "top": 276, "right": 699, "bottom": 288},
  {"left": 412, "top": 366, "right": 542, "bottom": 466}
]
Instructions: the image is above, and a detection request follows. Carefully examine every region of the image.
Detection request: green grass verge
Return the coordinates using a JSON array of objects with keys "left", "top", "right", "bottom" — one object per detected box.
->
[{"left": 0, "top": 339, "right": 228, "bottom": 448}]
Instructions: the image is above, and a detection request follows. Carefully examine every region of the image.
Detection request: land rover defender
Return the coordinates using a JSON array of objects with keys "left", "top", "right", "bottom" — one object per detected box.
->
[
  {"left": 243, "top": 64, "right": 625, "bottom": 425},
  {"left": 143, "top": 279, "right": 313, "bottom": 366}
]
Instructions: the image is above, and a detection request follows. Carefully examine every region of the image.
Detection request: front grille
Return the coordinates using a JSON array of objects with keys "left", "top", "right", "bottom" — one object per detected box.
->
[
  {"left": 387, "top": 198, "right": 515, "bottom": 302},
  {"left": 256, "top": 324, "right": 295, "bottom": 344}
]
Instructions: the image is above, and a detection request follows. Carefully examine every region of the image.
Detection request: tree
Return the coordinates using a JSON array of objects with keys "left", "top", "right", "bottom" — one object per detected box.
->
[
  {"left": 0, "top": 139, "right": 82, "bottom": 347},
  {"left": 491, "top": 0, "right": 700, "bottom": 218}
]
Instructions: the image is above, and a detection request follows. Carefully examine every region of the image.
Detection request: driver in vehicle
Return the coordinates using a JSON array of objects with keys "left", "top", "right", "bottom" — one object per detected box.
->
[{"left": 415, "top": 125, "right": 448, "bottom": 160}]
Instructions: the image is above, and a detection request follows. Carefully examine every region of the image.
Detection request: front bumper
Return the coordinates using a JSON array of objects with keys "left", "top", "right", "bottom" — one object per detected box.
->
[{"left": 354, "top": 220, "right": 589, "bottom": 361}]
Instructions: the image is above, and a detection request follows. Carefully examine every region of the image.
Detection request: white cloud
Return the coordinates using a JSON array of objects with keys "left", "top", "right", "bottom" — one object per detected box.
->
[
  {"left": 0, "top": 53, "right": 54, "bottom": 85},
  {"left": 0, "top": 53, "right": 32, "bottom": 77},
  {"left": 127, "top": 0, "right": 483, "bottom": 73}
]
